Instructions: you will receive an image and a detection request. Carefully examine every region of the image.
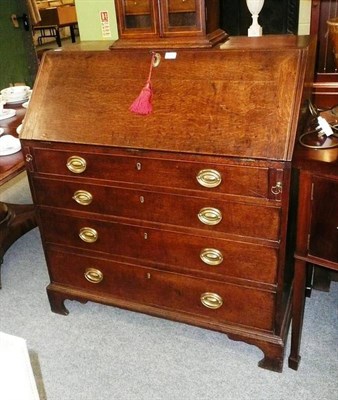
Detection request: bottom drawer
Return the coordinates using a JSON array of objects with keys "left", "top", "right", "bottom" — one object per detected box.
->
[{"left": 46, "top": 248, "right": 275, "bottom": 331}]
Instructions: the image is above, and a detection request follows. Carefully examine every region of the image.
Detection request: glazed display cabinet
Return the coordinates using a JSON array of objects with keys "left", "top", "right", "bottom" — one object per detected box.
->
[{"left": 111, "top": 0, "right": 227, "bottom": 48}]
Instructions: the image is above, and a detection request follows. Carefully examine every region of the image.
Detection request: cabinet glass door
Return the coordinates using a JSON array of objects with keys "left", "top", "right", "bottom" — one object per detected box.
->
[
  {"left": 162, "top": 0, "right": 202, "bottom": 34},
  {"left": 122, "top": 0, "right": 156, "bottom": 32}
]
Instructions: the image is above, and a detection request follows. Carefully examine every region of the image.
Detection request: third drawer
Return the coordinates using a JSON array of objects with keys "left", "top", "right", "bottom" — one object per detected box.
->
[{"left": 39, "top": 209, "right": 279, "bottom": 285}]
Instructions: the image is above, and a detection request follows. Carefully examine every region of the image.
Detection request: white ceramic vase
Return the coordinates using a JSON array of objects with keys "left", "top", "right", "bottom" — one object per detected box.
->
[{"left": 246, "top": 0, "right": 265, "bottom": 37}]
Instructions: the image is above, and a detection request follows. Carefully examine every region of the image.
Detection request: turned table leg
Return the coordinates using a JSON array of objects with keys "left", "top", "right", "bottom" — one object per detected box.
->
[{"left": 0, "top": 202, "right": 37, "bottom": 288}]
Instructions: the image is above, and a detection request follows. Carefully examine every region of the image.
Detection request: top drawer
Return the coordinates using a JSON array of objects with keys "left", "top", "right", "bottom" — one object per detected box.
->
[{"left": 27, "top": 146, "right": 284, "bottom": 201}]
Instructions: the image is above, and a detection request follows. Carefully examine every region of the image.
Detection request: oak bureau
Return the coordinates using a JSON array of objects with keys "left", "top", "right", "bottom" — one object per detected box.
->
[{"left": 21, "top": 36, "right": 315, "bottom": 372}]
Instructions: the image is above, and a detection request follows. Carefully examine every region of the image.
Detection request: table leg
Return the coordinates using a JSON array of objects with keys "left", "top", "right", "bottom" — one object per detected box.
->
[
  {"left": 70, "top": 24, "right": 76, "bottom": 43},
  {"left": 288, "top": 257, "right": 307, "bottom": 370},
  {"left": 0, "top": 202, "right": 37, "bottom": 288},
  {"left": 55, "top": 27, "right": 61, "bottom": 47}
]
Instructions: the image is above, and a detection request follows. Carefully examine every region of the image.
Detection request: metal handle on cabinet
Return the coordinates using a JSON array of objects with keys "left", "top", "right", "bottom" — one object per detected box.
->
[
  {"left": 198, "top": 207, "right": 222, "bottom": 225},
  {"left": 25, "top": 154, "right": 33, "bottom": 163},
  {"left": 200, "top": 292, "right": 223, "bottom": 309},
  {"left": 66, "top": 156, "right": 87, "bottom": 174},
  {"left": 196, "top": 169, "right": 222, "bottom": 188},
  {"left": 200, "top": 248, "right": 223, "bottom": 266},
  {"left": 271, "top": 181, "right": 282, "bottom": 195},
  {"left": 84, "top": 268, "right": 103, "bottom": 284},
  {"left": 72, "top": 190, "right": 93, "bottom": 206},
  {"left": 79, "top": 227, "right": 98, "bottom": 243}
]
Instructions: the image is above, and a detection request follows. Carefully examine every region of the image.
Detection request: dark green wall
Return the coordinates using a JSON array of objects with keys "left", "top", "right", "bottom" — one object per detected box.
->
[{"left": 0, "top": 0, "right": 38, "bottom": 89}]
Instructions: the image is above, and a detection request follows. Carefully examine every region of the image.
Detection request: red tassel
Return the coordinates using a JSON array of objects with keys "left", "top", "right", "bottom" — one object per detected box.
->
[
  {"left": 130, "top": 53, "right": 156, "bottom": 115},
  {"left": 129, "top": 82, "right": 153, "bottom": 115}
]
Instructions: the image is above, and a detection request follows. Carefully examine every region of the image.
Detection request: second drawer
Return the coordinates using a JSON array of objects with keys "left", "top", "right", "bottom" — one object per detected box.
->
[{"left": 33, "top": 177, "right": 281, "bottom": 241}]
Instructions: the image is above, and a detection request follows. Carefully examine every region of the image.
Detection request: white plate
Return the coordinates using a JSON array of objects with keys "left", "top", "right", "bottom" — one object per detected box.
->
[
  {"left": 4, "top": 96, "right": 29, "bottom": 105},
  {"left": 22, "top": 101, "right": 30, "bottom": 109},
  {"left": 0, "top": 135, "right": 21, "bottom": 156},
  {"left": 0, "top": 109, "right": 16, "bottom": 120}
]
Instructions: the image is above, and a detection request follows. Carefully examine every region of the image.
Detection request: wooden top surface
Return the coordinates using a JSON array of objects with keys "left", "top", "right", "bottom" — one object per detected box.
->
[{"left": 21, "top": 35, "right": 314, "bottom": 161}]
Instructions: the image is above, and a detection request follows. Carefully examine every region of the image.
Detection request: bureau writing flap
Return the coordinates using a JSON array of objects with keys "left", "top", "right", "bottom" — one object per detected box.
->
[{"left": 21, "top": 35, "right": 314, "bottom": 160}]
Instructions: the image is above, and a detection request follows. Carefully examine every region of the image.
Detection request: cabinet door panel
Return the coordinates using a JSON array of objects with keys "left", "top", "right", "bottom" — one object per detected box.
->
[
  {"left": 161, "top": 0, "right": 202, "bottom": 33},
  {"left": 309, "top": 177, "right": 338, "bottom": 263},
  {"left": 167, "top": 0, "right": 197, "bottom": 27},
  {"left": 117, "top": 0, "right": 158, "bottom": 35}
]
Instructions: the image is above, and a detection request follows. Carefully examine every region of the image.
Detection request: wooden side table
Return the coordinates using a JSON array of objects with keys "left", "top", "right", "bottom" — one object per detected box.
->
[
  {"left": 0, "top": 105, "right": 36, "bottom": 288},
  {"left": 288, "top": 142, "right": 338, "bottom": 370},
  {"left": 0, "top": 105, "right": 26, "bottom": 185}
]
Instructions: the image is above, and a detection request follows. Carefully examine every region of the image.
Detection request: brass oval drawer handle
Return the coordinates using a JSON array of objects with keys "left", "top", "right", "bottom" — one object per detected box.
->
[
  {"left": 196, "top": 169, "right": 222, "bottom": 188},
  {"left": 200, "top": 292, "right": 223, "bottom": 309},
  {"left": 200, "top": 248, "right": 223, "bottom": 266},
  {"left": 79, "top": 227, "right": 98, "bottom": 243},
  {"left": 72, "top": 190, "right": 93, "bottom": 206},
  {"left": 198, "top": 207, "right": 222, "bottom": 225},
  {"left": 66, "top": 156, "right": 87, "bottom": 174},
  {"left": 84, "top": 268, "right": 103, "bottom": 284}
]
